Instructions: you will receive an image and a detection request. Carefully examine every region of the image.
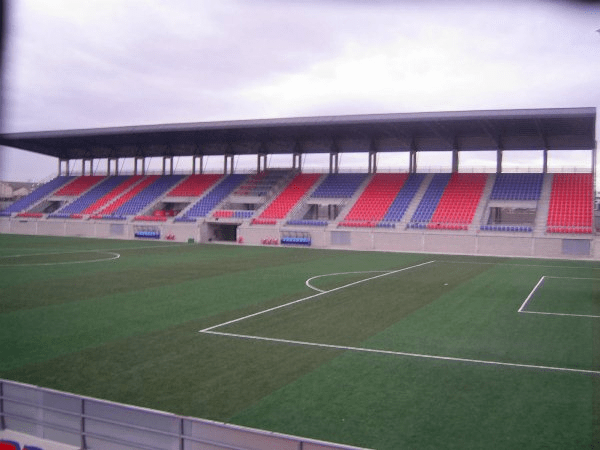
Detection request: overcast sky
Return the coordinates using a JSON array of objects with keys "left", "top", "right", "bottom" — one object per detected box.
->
[{"left": 1, "top": 0, "right": 599, "bottom": 181}]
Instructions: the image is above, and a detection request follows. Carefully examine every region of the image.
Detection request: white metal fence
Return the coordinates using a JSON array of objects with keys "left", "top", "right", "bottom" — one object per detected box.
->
[{"left": 0, "top": 379, "right": 370, "bottom": 450}]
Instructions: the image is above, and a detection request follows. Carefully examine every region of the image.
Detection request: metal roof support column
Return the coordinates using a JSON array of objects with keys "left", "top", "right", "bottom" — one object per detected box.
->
[
  {"left": 592, "top": 141, "right": 597, "bottom": 211},
  {"left": 224, "top": 154, "right": 234, "bottom": 174},
  {"left": 134, "top": 157, "right": 142, "bottom": 175},
  {"left": 163, "top": 156, "right": 173, "bottom": 175},
  {"left": 368, "top": 152, "right": 378, "bottom": 174},
  {"left": 409, "top": 140, "right": 417, "bottom": 173},
  {"left": 496, "top": 149, "right": 503, "bottom": 174},
  {"left": 58, "top": 159, "right": 69, "bottom": 176},
  {"left": 293, "top": 152, "right": 302, "bottom": 171},
  {"left": 330, "top": 140, "right": 340, "bottom": 173},
  {"left": 293, "top": 141, "right": 303, "bottom": 172},
  {"left": 543, "top": 149, "right": 548, "bottom": 173},
  {"left": 257, "top": 153, "right": 267, "bottom": 173},
  {"left": 369, "top": 139, "right": 378, "bottom": 174},
  {"left": 108, "top": 158, "right": 119, "bottom": 176},
  {"left": 192, "top": 155, "right": 203, "bottom": 174},
  {"left": 329, "top": 152, "right": 339, "bottom": 173},
  {"left": 452, "top": 138, "right": 459, "bottom": 173}
]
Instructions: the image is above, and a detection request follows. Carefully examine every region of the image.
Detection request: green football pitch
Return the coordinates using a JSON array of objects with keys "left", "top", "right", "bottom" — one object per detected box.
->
[{"left": 1, "top": 234, "right": 599, "bottom": 449}]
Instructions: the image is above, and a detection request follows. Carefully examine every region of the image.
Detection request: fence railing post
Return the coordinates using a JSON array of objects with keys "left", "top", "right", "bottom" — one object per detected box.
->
[
  {"left": 0, "top": 380, "right": 4, "bottom": 431},
  {"left": 81, "top": 398, "right": 87, "bottom": 449}
]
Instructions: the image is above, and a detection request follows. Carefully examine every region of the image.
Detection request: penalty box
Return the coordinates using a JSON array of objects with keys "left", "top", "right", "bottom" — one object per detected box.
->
[
  {"left": 200, "top": 260, "right": 501, "bottom": 344},
  {"left": 519, "top": 276, "right": 600, "bottom": 318}
]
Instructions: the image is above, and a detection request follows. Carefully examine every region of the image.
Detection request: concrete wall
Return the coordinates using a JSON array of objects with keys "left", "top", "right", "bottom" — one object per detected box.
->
[
  {"left": 1, "top": 217, "right": 598, "bottom": 260},
  {"left": 477, "top": 235, "right": 535, "bottom": 257}
]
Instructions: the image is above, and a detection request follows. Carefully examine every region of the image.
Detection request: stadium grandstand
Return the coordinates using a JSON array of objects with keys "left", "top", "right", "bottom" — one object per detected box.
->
[
  {"left": 0, "top": 106, "right": 599, "bottom": 450},
  {"left": 0, "top": 107, "right": 598, "bottom": 259}
]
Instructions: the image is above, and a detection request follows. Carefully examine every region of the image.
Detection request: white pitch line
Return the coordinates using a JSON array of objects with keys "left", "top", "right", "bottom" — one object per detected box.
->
[
  {"left": 202, "top": 330, "right": 600, "bottom": 376},
  {"left": 520, "top": 310, "right": 600, "bottom": 319},
  {"left": 518, "top": 275, "right": 600, "bottom": 318},
  {"left": 305, "top": 271, "right": 389, "bottom": 293},
  {"left": 545, "top": 276, "right": 600, "bottom": 280},
  {"left": 518, "top": 276, "right": 545, "bottom": 313},
  {"left": 0, "top": 251, "right": 121, "bottom": 267},
  {"left": 436, "top": 259, "right": 600, "bottom": 270},
  {"left": 0, "top": 241, "right": 190, "bottom": 259},
  {"left": 200, "top": 260, "right": 436, "bottom": 333}
]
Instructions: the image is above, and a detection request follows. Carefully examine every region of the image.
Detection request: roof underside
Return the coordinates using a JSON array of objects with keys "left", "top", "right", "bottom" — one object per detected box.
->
[{"left": 0, "top": 108, "right": 595, "bottom": 160}]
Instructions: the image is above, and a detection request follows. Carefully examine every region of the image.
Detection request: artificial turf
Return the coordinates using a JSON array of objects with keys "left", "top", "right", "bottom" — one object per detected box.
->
[{"left": 0, "top": 234, "right": 599, "bottom": 449}]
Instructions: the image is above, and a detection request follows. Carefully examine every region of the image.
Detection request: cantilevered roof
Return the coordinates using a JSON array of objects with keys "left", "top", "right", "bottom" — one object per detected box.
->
[{"left": 0, "top": 107, "right": 595, "bottom": 160}]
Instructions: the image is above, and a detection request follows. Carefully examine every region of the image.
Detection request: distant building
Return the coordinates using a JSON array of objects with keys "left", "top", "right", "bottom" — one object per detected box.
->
[{"left": 0, "top": 181, "right": 36, "bottom": 209}]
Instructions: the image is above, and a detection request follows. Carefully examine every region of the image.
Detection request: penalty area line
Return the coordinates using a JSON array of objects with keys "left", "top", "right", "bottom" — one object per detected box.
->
[
  {"left": 202, "top": 330, "right": 600, "bottom": 377},
  {"left": 200, "top": 260, "right": 436, "bottom": 333},
  {"left": 518, "top": 276, "right": 545, "bottom": 313}
]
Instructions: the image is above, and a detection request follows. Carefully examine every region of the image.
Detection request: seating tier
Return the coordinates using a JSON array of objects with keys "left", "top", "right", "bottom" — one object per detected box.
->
[
  {"left": 178, "top": 174, "right": 246, "bottom": 220},
  {"left": 311, "top": 173, "right": 367, "bottom": 198},
  {"left": 82, "top": 176, "right": 143, "bottom": 214},
  {"left": 167, "top": 174, "right": 222, "bottom": 197},
  {"left": 259, "top": 173, "right": 321, "bottom": 220},
  {"left": 409, "top": 174, "right": 452, "bottom": 226},
  {"left": 490, "top": 173, "right": 544, "bottom": 200},
  {"left": 342, "top": 173, "right": 408, "bottom": 224},
  {"left": 0, "top": 176, "right": 74, "bottom": 214},
  {"left": 546, "top": 173, "right": 593, "bottom": 234},
  {"left": 428, "top": 173, "right": 487, "bottom": 229},
  {"left": 53, "top": 176, "right": 105, "bottom": 196}
]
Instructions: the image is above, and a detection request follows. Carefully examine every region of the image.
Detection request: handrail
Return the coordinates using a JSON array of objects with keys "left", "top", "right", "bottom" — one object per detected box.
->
[{"left": 0, "top": 379, "right": 371, "bottom": 450}]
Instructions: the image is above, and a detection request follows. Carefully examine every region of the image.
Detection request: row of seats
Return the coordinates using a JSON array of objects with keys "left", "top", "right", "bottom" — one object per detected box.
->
[
  {"left": 410, "top": 174, "right": 452, "bottom": 224},
  {"left": 234, "top": 171, "right": 290, "bottom": 196},
  {"left": 343, "top": 173, "right": 408, "bottom": 223},
  {"left": 286, "top": 219, "right": 328, "bottom": 226},
  {"left": 546, "top": 173, "right": 593, "bottom": 234},
  {"left": 56, "top": 176, "right": 128, "bottom": 214},
  {"left": 408, "top": 173, "right": 487, "bottom": 230},
  {"left": 429, "top": 173, "right": 488, "bottom": 228},
  {"left": 252, "top": 218, "right": 277, "bottom": 225},
  {"left": 481, "top": 225, "right": 533, "bottom": 232},
  {"left": 259, "top": 173, "right": 321, "bottom": 220},
  {"left": 178, "top": 174, "right": 246, "bottom": 220},
  {"left": 281, "top": 236, "right": 311, "bottom": 245},
  {"left": 167, "top": 174, "right": 222, "bottom": 197},
  {"left": 99, "top": 176, "right": 159, "bottom": 214},
  {"left": 311, "top": 173, "right": 367, "bottom": 198},
  {"left": 112, "top": 175, "right": 184, "bottom": 216},
  {"left": 383, "top": 173, "right": 426, "bottom": 222},
  {"left": 214, "top": 210, "right": 254, "bottom": 218},
  {"left": 83, "top": 176, "right": 144, "bottom": 214},
  {"left": 53, "top": 175, "right": 105, "bottom": 196},
  {"left": 490, "top": 173, "right": 544, "bottom": 200},
  {"left": 1, "top": 176, "right": 73, "bottom": 214},
  {"left": 0, "top": 439, "right": 43, "bottom": 450},
  {"left": 3, "top": 173, "right": 596, "bottom": 237},
  {"left": 134, "top": 215, "right": 167, "bottom": 222}
]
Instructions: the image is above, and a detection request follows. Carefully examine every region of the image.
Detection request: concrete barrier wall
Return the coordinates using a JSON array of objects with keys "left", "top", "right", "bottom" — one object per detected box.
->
[
  {"left": 0, "top": 379, "right": 368, "bottom": 450},
  {"left": 424, "top": 233, "right": 477, "bottom": 254},
  {"left": 1, "top": 218, "right": 597, "bottom": 260},
  {"left": 37, "top": 221, "right": 68, "bottom": 237},
  {"left": 0, "top": 218, "right": 10, "bottom": 233},
  {"left": 533, "top": 238, "right": 564, "bottom": 258},
  {"left": 5, "top": 219, "right": 38, "bottom": 235},
  {"left": 477, "top": 235, "right": 535, "bottom": 257}
]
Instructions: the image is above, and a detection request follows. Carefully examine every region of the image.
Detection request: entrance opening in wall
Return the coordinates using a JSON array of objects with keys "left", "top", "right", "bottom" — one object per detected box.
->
[
  {"left": 209, "top": 224, "right": 238, "bottom": 242},
  {"left": 487, "top": 207, "right": 536, "bottom": 226}
]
